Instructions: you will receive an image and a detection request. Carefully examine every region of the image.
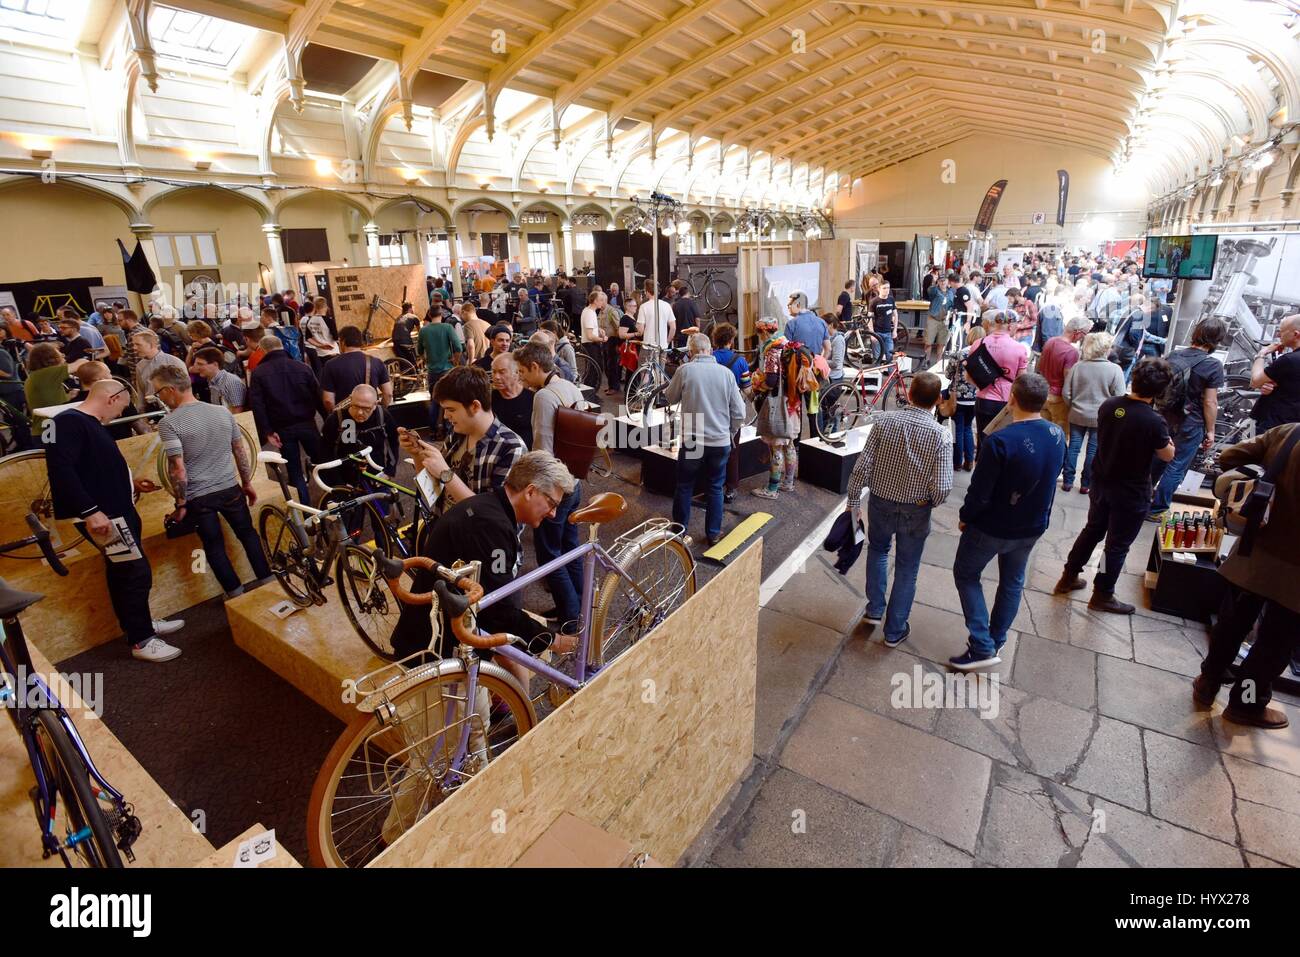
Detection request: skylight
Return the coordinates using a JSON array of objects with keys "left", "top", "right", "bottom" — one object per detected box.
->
[
  {"left": 0, "top": 0, "right": 80, "bottom": 40},
  {"left": 148, "top": 5, "right": 254, "bottom": 69}
]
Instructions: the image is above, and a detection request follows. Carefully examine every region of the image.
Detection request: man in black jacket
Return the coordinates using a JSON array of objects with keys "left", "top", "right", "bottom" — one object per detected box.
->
[
  {"left": 44, "top": 380, "right": 185, "bottom": 662},
  {"left": 248, "top": 335, "right": 324, "bottom": 503},
  {"left": 389, "top": 451, "right": 578, "bottom": 687}
]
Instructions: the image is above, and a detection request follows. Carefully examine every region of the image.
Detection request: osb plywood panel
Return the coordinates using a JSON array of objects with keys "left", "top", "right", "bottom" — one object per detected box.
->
[
  {"left": 370, "top": 540, "right": 760, "bottom": 868},
  {"left": 0, "top": 641, "right": 214, "bottom": 867},
  {"left": 228, "top": 580, "right": 385, "bottom": 723},
  {"left": 326, "top": 264, "right": 429, "bottom": 340},
  {"left": 196, "top": 823, "right": 301, "bottom": 868},
  {"left": 7, "top": 413, "right": 285, "bottom": 663}
]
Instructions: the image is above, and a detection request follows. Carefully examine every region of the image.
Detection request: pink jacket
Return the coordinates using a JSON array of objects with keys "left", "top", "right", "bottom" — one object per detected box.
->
[{"left": 975, "top": 331, "right": 1029, "bottom": 403}]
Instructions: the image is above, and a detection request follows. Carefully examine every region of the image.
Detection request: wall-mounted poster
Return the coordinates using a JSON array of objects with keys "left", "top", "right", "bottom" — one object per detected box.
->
[
  {"left": 481, "top": 232, "right": 509, "bottom": 260},
  {"left": 89, "top": 285, "right": 130, "bottom": 315},
  {"left": 762, "top": 261, "right": 820, "bottom": 319},
  {"left": 853, "top": 240, "right": 879, "bottom": 284},
  {"left": 325, "top": 263, "right": 429, "bottom": 340}
]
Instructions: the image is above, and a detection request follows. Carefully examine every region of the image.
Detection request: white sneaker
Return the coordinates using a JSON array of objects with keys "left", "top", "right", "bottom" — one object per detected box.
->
[
  {"left": 152, "top": 618, "right": 184, "bottom": 635},
  {"left": 132, "top": 637, "right": 182, "bottom": 662}
]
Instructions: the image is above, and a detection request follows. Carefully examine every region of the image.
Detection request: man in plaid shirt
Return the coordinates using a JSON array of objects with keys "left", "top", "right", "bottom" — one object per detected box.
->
[
  {"left": 400, "top": 366, "right": 525, "bottom": 514},
  {"left": 847, "top": 372, "right": 953, "bottom": 647}
]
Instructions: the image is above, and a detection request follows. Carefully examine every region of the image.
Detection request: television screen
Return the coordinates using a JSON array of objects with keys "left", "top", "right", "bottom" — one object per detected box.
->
[{"left": 1143, "top": 234, "right": 1218, "bottom": 279}]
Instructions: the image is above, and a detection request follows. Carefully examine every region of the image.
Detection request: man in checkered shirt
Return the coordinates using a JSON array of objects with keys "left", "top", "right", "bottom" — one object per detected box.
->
[
  {"left": 846, "top": 371, "right": 953, "bottom": 648},
  {"left": 191, "top": 346, "right": 247, "bottom": 413}
]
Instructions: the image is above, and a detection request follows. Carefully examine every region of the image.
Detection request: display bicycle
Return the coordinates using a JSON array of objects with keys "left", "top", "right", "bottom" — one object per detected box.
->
[
  {"left": 683, "top": 266, "right": 734, "bottom": 313},
  {"left": 0, "top": 514, "right": 143, "bottom": 867},
  {"left": 305, "top": 491, "right": 696, "bottom": 868},
  {"left": 624, "top": 343, "right": 687, "bottom": 416},
  {"left": 817, "top": 354, "right": 914, "bottom": 442}
]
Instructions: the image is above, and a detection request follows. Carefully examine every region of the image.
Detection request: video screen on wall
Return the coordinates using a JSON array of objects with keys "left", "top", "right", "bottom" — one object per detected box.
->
[{"left": 1143, "top": 234, "right": 1218, "bottom": 279}]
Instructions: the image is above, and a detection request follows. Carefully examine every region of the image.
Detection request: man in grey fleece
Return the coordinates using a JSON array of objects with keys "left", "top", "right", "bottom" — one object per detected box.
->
[{"left": 666, "top": 333, "right": 746, "bottom": 547}]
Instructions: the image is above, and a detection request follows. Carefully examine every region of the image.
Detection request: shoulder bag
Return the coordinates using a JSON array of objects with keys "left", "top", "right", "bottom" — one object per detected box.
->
[{"left": 551, "top": 381, "right": 604, "bottom": 480}]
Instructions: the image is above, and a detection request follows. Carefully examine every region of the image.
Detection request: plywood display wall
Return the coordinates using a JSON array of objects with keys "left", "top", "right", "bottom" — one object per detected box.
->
[
  {"left": 371, "top": 540, "right": 761, "bottom": 868},
  {"left": 325, "top": 264, "right": 429, "bottom": 340}
]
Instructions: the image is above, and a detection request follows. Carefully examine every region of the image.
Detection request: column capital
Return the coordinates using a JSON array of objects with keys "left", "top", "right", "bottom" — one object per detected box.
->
[
  {"left": 128, "top": 222, "right": 155, "bottom": 237},
  {"left": 261, "top": 223, "right": 282, "bottom": 235},
  {"left": 508, "top": 224, "right": 521, "bottom": 233},
  {"left": 363, "top": 222, "right": 381, "bottom": 236},
  {"left": 445, "top": 224, "right": 459, "bottom": 234}
]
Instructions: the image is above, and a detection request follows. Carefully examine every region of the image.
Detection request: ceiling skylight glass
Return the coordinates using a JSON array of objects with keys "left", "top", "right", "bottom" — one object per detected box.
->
[{"left": 149, "top": 5, "right": 254, "bottom": 68}]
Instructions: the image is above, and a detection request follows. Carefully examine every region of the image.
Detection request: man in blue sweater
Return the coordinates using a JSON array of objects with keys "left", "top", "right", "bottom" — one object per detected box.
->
[{"left": 950, "top": 373, "right": 1065, "bottom": 670}]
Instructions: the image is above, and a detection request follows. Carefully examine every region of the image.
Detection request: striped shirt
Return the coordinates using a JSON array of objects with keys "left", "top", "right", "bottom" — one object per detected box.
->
[
  {"left": 441, "top": 418, "right": 526, "bottom": 509},
  {"left": 847, "top": 405, "right": 953, "bottom": 510},
  {"left": 158, "top": 401, "right": 242, "bottom": 500},
  {"left": 207, "top": 369, "right": 247, "bottom": 410}
]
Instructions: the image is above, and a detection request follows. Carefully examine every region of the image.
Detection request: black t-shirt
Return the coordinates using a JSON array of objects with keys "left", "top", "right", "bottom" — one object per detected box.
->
[
  {"left": 1023, "top": 284, "right": 1043, "bottom": 306},
  {"left": 837, "top": 290, "right": 853, "bottom": 323},
  {"left": 952, "top": 285, "right": 974, "bottom": 316},
  {"left": 492, "top": 387, "right": 534, "bottom": 450},
  {"left": 1167, "top": 347, "right": 1224, "bottom": 426},
  {"left": 318, "top": 350, "right": 390, "bottom": 400},
  {"left": 1093, "top": 396, "right": 1171, "bottom": 501},
  {"left": 671, "top": 296, "right": 703, "bottom": 329},
  {"left": 1253, "top": 350, "right": 1300, "bottom": 431},
  {"left": 61, "top": 336, "right": 92, "bottom": 364},
  {"left": 391, "top": 315, "right": 418, "bottom": 349},
  {"left": 1067, "top": 265, "right": 1081, "bottom": 278},
  {"left": 870, "top": 294, "right": 897, "bottom": 333}
]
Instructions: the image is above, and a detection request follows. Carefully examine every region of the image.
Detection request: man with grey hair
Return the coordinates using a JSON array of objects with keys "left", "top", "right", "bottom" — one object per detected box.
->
[
  {"left": 1038, "top": 316, "right": 1092, "bottom": 437},
  {"left": 153, "top": 363, "right": 272, "bottom": 599},
  {"left": 665, "top": 332, "right": 746, "bottom": 547},
  {"left": 132, "top": 328, "right": 188, "bottom": 399},
  {"left": 785, "top": 291, "right": 830, "bottom": 358},
  {"left": 390, "top": 449, "right": 580, "bottom": 665}
]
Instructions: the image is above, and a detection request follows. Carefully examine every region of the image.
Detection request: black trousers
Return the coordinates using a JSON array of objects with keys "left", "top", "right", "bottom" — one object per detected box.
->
[
  {"left": 581, "top": 341, "right": 605, "bottom": 388},
  {"left": 78, "top": 511, "right": 154, "bottom": 648},
  {"left": 603, "top": 339, "right": 624, "bottom": 392},
  {"left": 1201, "top": 587, "right": 1300, "bottom": 711},
  {"left": 189, "top": 484, "right": 271, "bottom": 593},
  {"left": 1063, "top": 487, "right": 1147, "bottom": 595},
  {"left": 974, "top": 397, "right": 1006, "bottom": 443}
]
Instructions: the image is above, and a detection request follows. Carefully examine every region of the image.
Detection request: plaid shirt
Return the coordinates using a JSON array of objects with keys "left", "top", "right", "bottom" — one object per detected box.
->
[
  {"left": 847, "top": 406, "right": 953, "bottom": 510},
  {"left": 441, "top": 418, "right": 526, "bottom": 507}
]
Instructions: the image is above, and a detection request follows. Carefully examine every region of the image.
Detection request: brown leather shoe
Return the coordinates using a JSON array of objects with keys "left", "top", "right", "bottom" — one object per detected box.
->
[
  {"left": 1223, "top": 705, "right": 1290, "bottom": 730},
  {"left": 1053, "top": 573, "right": 1087, "bottom": 594},
  {"left": 962, "top": 461, "right": 974, "bottom": 471},
  {"left": 1192, "top": 674, "right": 1218, "bottom": 707},
  {"left": 1088, "top": 592, "right": 1135, "bottom": 615}
]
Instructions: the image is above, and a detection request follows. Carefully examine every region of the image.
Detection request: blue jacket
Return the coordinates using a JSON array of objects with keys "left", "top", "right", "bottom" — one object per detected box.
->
[
  {"left": 248, "top": 348, "right": 325, "bottom": 437},
  {"left": 959, "top": 418, "right": 1065, "bottom": 539}
]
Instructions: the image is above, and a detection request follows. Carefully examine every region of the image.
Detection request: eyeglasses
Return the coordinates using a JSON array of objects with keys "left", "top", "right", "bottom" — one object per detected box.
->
[{"left": 535, "top": 487, "right": 563, "bottom": 512}]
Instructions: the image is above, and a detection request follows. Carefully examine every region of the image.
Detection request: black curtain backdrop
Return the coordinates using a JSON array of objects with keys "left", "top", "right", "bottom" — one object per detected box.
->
[
  {"left": 591, "top": 229, "right": 671, "bottom": 293},
  {"left": 1, "top": 276, "right": 104, "bottom": 319}
]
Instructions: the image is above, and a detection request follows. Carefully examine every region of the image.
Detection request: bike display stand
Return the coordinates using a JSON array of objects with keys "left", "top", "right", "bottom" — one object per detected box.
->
[
  {"left": 639, "top": 426, "right": 764, "bottom": 497},
  {"left": 798, "top": 424, "right": 872, "bottom": 494},
  {"left": 608, "top": 406, "right": 672, "bottom": 452},
  {"left": 226, "top": 583, "right": 387, "bottom": 722}
]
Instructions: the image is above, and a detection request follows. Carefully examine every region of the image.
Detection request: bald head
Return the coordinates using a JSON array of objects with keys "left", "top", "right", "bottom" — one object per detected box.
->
[{"left": 351, "top": 383, "right": 379, "bottom": 405}]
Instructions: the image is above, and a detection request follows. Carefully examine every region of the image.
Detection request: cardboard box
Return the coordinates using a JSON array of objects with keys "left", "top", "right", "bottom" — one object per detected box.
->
[{"left": 512, "top": 813, "right": 663, "bottom": 868}]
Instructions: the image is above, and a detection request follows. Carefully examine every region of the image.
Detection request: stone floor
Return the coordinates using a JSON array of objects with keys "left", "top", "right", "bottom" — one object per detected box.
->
[{"left": 690, "top": 468, "right": 1300, "bottom": 868}]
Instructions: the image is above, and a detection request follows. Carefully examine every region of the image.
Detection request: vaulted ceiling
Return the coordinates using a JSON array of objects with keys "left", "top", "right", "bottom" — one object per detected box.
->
[{"left": 156, "top": 0, "right": 1178, "bottom": 181}]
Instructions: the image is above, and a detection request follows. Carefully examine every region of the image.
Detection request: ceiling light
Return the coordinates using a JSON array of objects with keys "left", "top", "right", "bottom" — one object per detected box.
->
[
  {"left": 1210, "top": 172, "right": 1224, "bottom": 187},
  {"left": 194, "top": 159, "right": 212, "bottom": 171},
  {"left": 314, "top": 158, "right": 333, "bottom": 176},
  {"left": 399, "top": 167, "right": 420, "bottom": 183}
]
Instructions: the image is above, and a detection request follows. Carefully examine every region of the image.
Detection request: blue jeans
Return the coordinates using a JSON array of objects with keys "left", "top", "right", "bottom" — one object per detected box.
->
[
  {"left": 952, "top": 404, "right": 975, "bottom": 467},
  {"left": 1062, "top": 425, "right": 1098, "bottom": 488},
  {"left": 189, "top": 484, "right": 272, "bottom": 593},
  {"left": 672, "top": 443, "right": 729, "bottom": 539},
  {"left": 953, "top": 525, "right": 1039, "bottom": 658},
  {"left": 534, "top": 481, "right": 584, "bottom": 626},
  {"left": 276, "top": 420, "right": 321, "bottom": 504},
  {"left": 865, "top": 495, "right": 932, "bottom": 642},
  {"left": 875, "top": 331, "right": 894, "bottom": 363},
  {"left": 1149, "top": 419, "right": 1203, "bottom": 514}
]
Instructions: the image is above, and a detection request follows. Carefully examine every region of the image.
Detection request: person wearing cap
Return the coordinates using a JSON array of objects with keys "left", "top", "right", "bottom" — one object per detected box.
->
[{"left": 475, "top": 323, "right": 514, "bottom": 372}]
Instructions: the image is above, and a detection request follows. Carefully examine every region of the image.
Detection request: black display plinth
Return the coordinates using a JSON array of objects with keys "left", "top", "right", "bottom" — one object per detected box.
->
[
  {"left": 797, "top": 426, "right": 871, "bottom": 494},
  {"left": 1145, "top": 534, "right": 1228, "bottom": 623},
  {"left": 640, "top": 429, "right": 765, "bottom": 497}
]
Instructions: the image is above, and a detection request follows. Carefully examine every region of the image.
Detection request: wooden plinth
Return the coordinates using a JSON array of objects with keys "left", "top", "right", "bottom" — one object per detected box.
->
[{"left": 227, "top": 584, "right": 385, "bottom": 723}]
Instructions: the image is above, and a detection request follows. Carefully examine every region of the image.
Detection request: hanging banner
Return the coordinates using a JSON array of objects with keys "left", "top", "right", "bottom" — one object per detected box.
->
[
  {"left": 762, "top": 261, "right": 820, "bottom": 320},
  {"left": 973, "top": 180, "right": 1008, "bottom": 233},
  {"left": 1056, "top": 170, "right": 1070, "bottom": 227}
]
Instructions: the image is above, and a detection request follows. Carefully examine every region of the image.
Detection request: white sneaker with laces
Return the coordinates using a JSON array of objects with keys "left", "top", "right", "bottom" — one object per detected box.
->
[
  {"left": 132, "top": 637, "right": 182, "bottom": 662},
  {"left": 152, "top": 618, "right": 184, "bottom": 635}
]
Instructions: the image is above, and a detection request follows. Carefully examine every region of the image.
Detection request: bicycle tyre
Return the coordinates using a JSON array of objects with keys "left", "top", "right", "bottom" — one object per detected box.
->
[
  {"left": 703, "top": 278, "right": 733, "bottom": 312},
  {"left": 588, "top": 529, "right": 696, "bottom": 671},
  {"left": 0, "top": 450, "right": 86, "bottom": 560},
  {"left": 846, "top": 328, "right": 883, "bottom": 367},
  {"left": 574, "top": 351, "right": 602, "bottom": 391},
  {"left": 885, "top": 372, "right": 914, "bottom": 411},
  {"left": 307, "top": 661, "right": 535, "bottom": 868},
  {"left": 894, "top": 324, "right": 912, "bottom": 354},
  {"left": 385, "top": 358, "right": 420, "bottom": 399},
  {"left": 625, "top": 366, "right": 661, "bottom": 416},
  {"left": 257, "top": 504, "right": 316, "bottom": 607},
  {"left": 337, "top": 543, "right": 404, "bottom": 661},
  {"left": 817, "top": 381, "right": 864, "bottom": 441},
  {"left": 31, "top": 710, "right": 122, "bottom": 867},
  {"left": 319, "top": 489, "right": 393, "bottom": 556}
]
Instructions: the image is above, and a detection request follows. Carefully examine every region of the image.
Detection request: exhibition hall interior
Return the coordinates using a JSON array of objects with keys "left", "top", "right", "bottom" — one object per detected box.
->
[{"left": 1, "top": 0, "right": 1300, "bottom": 882}]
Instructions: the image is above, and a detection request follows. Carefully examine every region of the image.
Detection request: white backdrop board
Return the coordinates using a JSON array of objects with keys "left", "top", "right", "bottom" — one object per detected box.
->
[{"left": 762, "top": 261, "right": 821, "bottom": 319}]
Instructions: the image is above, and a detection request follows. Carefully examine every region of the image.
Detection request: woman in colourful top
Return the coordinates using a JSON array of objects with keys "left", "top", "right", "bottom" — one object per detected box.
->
[
  {"left": 973, "top": 311, "right": 1029, "bottom": 439},
  {"left": 752, "top": 317, "right": 801, "bottom": 500}
]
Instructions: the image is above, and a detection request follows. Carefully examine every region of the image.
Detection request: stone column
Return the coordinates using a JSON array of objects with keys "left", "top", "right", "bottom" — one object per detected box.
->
[
  {"left": 560, "top": 224, "right": 574, "bottom": 271},
  {"left": 364, "top": 222, "right": 381, "bottom": 266},
  {"left": 261, "top": 223, "right": 291, "bottom": 293},
  {"left": 447, "top": 227, "right": 463, "bottom": 299}
]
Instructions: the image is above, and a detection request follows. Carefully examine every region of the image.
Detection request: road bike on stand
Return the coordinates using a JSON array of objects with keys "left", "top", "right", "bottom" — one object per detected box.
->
[
  {"left": 0, "top": 515, "right": 143, "bottom": 866},
  {"left": 305, "top": 491, "right": 696, "bottom": 867},
  {"left": 817, "top": 354, "right": 914, "bottom": 443}
]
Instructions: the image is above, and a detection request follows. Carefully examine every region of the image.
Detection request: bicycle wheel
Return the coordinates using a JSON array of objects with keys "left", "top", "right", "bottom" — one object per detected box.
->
[
  {"left": 589, "top": 529, "right": 696, "bottom": 671},
  {"left": 634, "top": 258, "right": 652, "bottom": 281},
  {"left": 31, "top": 710, "right": 122, "bottom": 867},
  {"left": 0, "top": 450, "right": 87, "bottom": 560},
  {"left": 385, "top": 358, "right": 420, "bottom": 399},
  {"left": 337, "top": 543, "right": 404, "bottom": 661},
  {"left": 894, "top": 324, "right": 912, "bottom": 354},
  {"left": 157, "top": 422, "right": 258, "bottom": 495},
  {"left": 574, "top": 350, "right": 602, "bottom": 391},
  {"left": 257, "top": 504, "right": 317, "bottom": 606},
  {"left": 846, "top": 328, "right": 883, "bottom": 367},
  {"left": 885, "top": 372, "right": 914, "bottom": 410},
  {"left": 307, "top": 661, "right": 535, "bottom": 868},
  {"left": 817, "top": 381, "right": 864, "bottom": 441},
  {"left": 624, "top": 366, "right": 660, "bottom": 416},
  {"left": 703, "top": 278, "right": 733, "bottom": 312},
  {"left": 319, "top": 489, "right": 393, "bottom": 555}
]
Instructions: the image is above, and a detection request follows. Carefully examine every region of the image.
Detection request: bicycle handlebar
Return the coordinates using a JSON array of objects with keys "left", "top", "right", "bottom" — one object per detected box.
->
[
  {"left": 381, "top": 556, "right": 513, "bottom": 650},
  {"left": 24, "top": 514, "right": 67, "bottom": 577}
]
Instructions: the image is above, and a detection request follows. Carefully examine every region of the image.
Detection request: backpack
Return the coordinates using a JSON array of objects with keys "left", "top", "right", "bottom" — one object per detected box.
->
[
  {"left": 964, "top": 339, "right": 1010, "bottom": 390},
  {"left": 272, "top": 324, "right": 303, "bottom": 361},
  {"left": 782, "top": 342, "right": 816, "bottom": 395},
  {"left": 725, "top": 352, "right": 752, "bottom": 391},
  {"left": 1153, "top": 352, "right": 1205, "bottom": 420},
  {"left": 1038, "top": 303, "right": 1064, "bottom": 341},
  {"left": 1217, "top": 425, "right": 1300, "bottom": 557}
]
